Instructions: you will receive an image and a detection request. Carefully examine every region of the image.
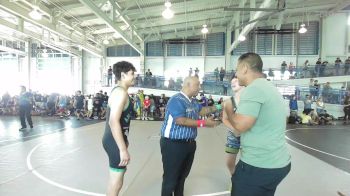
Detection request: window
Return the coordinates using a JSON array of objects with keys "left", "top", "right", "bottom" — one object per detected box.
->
[
  {"left": 107, "top": 45, "right": 140, "bottom": 57},
  {"left": 186, "top": 42, "right": 202, "bottom": 56},
  {"left": 256, "top": 33, "right": 273, "bottom": 55},
  {"left": 232, "top": 32, "right": 255, "bottom": 55},
  {"left": 167, "top": 43, "right": 183, "bottom": 56},
  {"left": 206, "top": 32, "right": 225, "bottom": 56},
  {"left": 276, "top": 24, "right": 294, "bottom": 55},
  {"left": 298, "top": 21, "right": 319, "bottom": 55},
  {"left": 146, "top": 41, "right": 163, "bottom": 56}
]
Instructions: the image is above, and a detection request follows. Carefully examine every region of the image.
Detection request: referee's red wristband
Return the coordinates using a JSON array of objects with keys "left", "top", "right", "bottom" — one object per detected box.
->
[{"left": 197, "top": 120, "right": 205, "bottom": 127}]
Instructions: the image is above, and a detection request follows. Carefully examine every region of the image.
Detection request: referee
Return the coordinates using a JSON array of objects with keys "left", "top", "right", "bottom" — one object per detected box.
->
[{"left": 160, "top": 76, "right": 221, "bottom": 196}]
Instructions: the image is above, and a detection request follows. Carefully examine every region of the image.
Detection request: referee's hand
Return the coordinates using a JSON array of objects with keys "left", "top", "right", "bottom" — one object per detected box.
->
[{"left": 205, "top": 117, "right": 221, "bottom": 127}]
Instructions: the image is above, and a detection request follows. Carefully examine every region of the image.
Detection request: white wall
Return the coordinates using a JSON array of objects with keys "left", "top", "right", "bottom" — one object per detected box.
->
[
  {"left": 163, "top": 56, "right": 205, "bottom": 79},
  {"left": 205, "top": 56, "right": 225, "bottom": 72},
  {"left": 145, "top": 57, "right": 164, "bottom": 76},
  {"left": 107, "top": 57, "right": 141, "bottom": 73},
  {"left": 321, "top": 13, "right": 348, "bottom": 60},
  {"left": 231, "top": 55, "right": 319, "bottom": 70},
  {"left": 82, "top": 50, "right": 103, "bottom": 94}
]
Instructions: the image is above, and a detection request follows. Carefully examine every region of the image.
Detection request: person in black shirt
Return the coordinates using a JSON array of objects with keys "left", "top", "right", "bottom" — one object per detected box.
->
[
  {"left": 108, "top": 66, "right": 113, "bottom": 86},
  {"left": 207, "top": 95, "right": 214, "bottom": 106},
  {"left": 18, "top": 86, "right": 33, "bottom": 130},
  {"left": 74, "top": 90, "right": 85, "bottom": 120}
]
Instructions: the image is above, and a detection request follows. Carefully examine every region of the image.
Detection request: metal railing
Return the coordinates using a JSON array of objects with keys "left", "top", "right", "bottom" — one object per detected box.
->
[{"left": 103, "top": 74, "right": 349, "bottom": 105}]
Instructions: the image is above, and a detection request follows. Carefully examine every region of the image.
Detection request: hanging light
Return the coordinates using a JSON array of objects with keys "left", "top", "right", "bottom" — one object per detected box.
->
[
  {"left": 29, "top": 6, "right": 42, "bottom": 20},
  {"left": 298, "top": 24, "right": 307, "bottom": 34},
  {"left": 103, "top": 39, "right": 110, "bottom": 45},
  {"left": 162, "top": 1, "right": 174, "bottom": 19},
  {"left": 201, "top": 24, "right": 208, "bottom": 34},
  {"left": 113, "top": 32, "right": 120, "bottom": 38},
  {"left": 238, "top": 35, "right": 246, "bottom": 41}
]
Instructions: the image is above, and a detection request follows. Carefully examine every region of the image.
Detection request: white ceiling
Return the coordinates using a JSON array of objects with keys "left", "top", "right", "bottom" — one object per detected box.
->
[{"left": 0, "top": 0, "right": 349, "bottom": 56}]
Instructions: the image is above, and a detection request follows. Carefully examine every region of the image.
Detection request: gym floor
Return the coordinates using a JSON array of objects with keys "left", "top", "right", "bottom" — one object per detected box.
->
[{"left": 0, "top": 116, "right": 349, "bottom": 196}]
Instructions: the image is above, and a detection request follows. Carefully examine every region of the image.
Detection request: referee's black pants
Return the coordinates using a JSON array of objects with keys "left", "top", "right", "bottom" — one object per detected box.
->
[
  {"left": 19, "top": 104, "right": 33, "bottom": 128},
  {"left": 160, "top": 138, "right": 196, "bottom": 196}
]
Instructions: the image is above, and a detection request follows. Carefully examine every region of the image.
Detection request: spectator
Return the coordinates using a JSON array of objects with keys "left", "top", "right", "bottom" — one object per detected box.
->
[
  {"left": 223, "top": 82, "right": 229, "bottom": 95},
  {"left": 320, "top": 61, "right": 327, "bottom": 77},
  {"left": 145, "top": 69, "right": 153, "bottom": 86},
  {"left": 303, "top": 94, "right": 312, "bottom": 113},
  {"left": 18, "top": 86, "right": 33, "bottom": 130},
  {"left": 219, "top": 67, "right": 226, "bottom": 81},
  {"left": 189, "top": 67, "right": 193, "bottom": 76},
  {"left": 301, "top": 109, "right": 317, "bottom": 125},
  {"left": 142, "top": 95, "right": 151, "bottom": 120},
  {"left": 214, "top": 67, "right": 219, "bottom": 82},
  {"left": 316, "top": 97, "right": 325, "bottom": 115},
  {"left": 199, "top": 93, "right": 208, "bottom": 107},
  {"left": 207, "top": 95, "right": 214, "bottom": 106},
  {"left": 281, "top": 61, "right": 287, "bottom": 76},
  {"left": 217, "top": 97, "right": 223, "bottom": 104},
  {"left": 158, "top": 94, "right": 167, "bottom": 119},
  {"left": 268, "top": 68, "right": 274, "bottom": 78},
  {"left": 289, "top": 95, "right": 298, "bottom": 114},
  {"left": 302, "top": 60, "right": 310, "bottom": 78},
  {"left": 194, "top": 67, "right": 199, "bottom": 77},
  {"left": 74, "top": 90, "right": 85, "bottom": 120},
  {"left": 135, "top": 74, "right": 142, "bottom": 87},
  {"left": 315, "top": 58, "right": 322, "bottom": 77},
  {"left": 322, "top": 82, "right": 332, "bottom": 103},
  {"left": 314, "top": 80, "right": 320, "bottom": 100},
  {"left": 335, "top": 57, "right": 342, "bottom": 76},
  {"left": 344, "top": 57, "right": 350, "bottom": 75},
  {"left": 168, "top": 78, "right": 175, "bottom": 90},
  {"left": 343, "top": 95, "right": 350, "bottom": 125},
  {"left": 288, "top": 62, "right": 294, "bottom": 76},
  {"left": 107, "top": 66, "right": 113, "bottom": 86}
]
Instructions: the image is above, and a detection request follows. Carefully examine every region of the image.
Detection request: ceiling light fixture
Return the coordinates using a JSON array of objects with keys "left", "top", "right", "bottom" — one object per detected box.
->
[
  {"left": 298, "top": 24, "right": 307, "bottom": 34},
  {"left": 162, "top": 1, "right": 174, "bottom": 19},
  {"left": 238, "top": 35, "right": 246, "bottom": 41},
  {"left": 29, "top": 6, "right": 42, "bottom": 20},
  {"left": 103, "top": 39, "right": 110, "bottom": 45},
  {"left": 201, "top": 24, "right": 208, "bottom": 34}
]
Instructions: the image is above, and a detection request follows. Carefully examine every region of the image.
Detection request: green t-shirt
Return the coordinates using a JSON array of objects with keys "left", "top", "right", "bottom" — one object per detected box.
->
[{"left": 236, "top": 78, "right": 291, "bottom": 168}]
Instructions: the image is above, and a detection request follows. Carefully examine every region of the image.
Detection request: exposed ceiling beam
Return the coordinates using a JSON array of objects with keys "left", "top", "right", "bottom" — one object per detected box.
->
[
  {"left": 135, "top": 9, "right": 230, "bottom": 29},
  {"left": 109, "top": 0, "right": 142, "bottom": 41},
  {"left": 125, "top": 0, "right": 224, "bottom": 18},
  {"left": 138, "top": 17, "right": 231, "bottom": 35},
  {"left": 0, "top": 1, "right": 102, "bottom": 56},
  {"left": 59, "top": 0, "right": 105, "bottom": 11},
  {"left": 145, "top": 27, "right": 227, "bottom": 42},
  {"left": 78, "top": 0, "right": 143, "bottom": 55},
  {"left": 256, "top": 14, "right": 320, "bottom": 27},
  {"left": 327, "top": 0, "right": 350, "bottom": 14},
  {"left": 224, "top": 7, "right": 284, "bottom": 12},
  {"left": 227, "top": 0, "right": 247, "bottom": 31},
  {"left": 0, "top": 17, "right": 83, "bottom": 56},
  {"left": 229, "top": 0, "right": 275, "bottom": 53}
]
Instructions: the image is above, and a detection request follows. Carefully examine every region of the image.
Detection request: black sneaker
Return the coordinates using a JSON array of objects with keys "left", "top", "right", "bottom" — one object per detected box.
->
[
  {"left": 19, "top": 127, "right": 26, "bottom": 131},
  {"left": 30, "top": 125, "right": 33, "bottom": 129}
]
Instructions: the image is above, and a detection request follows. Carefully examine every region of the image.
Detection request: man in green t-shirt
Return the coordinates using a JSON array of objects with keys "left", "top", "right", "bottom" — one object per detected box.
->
[{"left": 224, "top": 53, "right": 291, "bottom": 196}]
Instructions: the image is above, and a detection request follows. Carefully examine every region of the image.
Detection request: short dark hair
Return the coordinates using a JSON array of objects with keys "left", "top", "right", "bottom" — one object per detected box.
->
[
  {"left": 113, "top": 61, "right": 136, "bottom": 81},
  {"left": 238, "top": 52, "right": 263, "bottom": 72}
]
